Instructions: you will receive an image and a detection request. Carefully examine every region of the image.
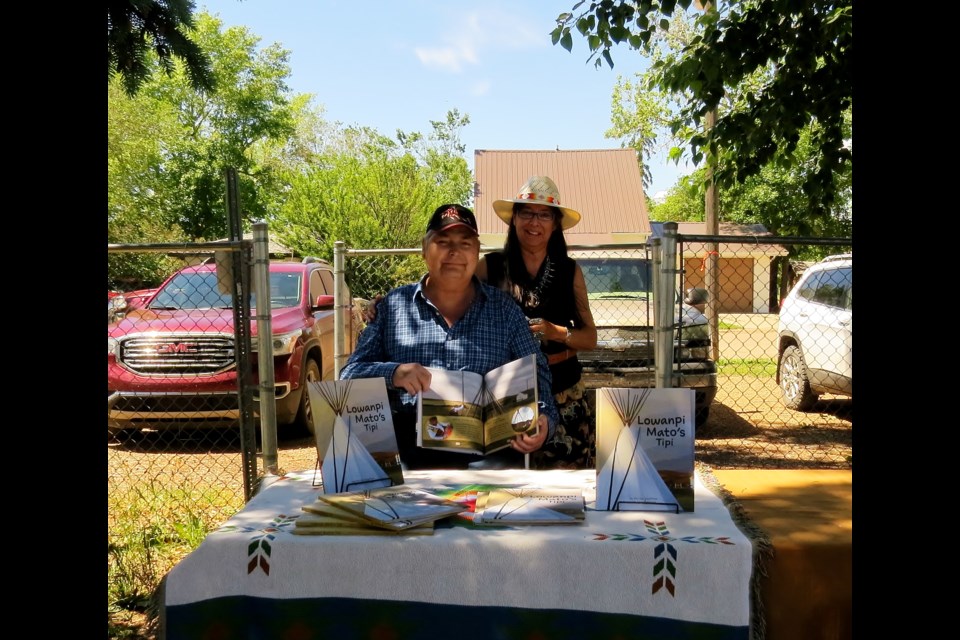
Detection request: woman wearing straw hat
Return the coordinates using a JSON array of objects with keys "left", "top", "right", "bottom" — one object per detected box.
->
[{"left": 479, "top": 176, "right": 598, "bottom": 470}]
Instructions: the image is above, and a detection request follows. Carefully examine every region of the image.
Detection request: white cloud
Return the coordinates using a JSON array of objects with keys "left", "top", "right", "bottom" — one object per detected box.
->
[
  {"left": 413, "top": 7, "right": 545, "bottom": 73},
  {"left": 415, "top": 40, "right": 479, "bottom": 72},
  {"left": 469, "top": 79, "right": 492, "bottom": 96}
]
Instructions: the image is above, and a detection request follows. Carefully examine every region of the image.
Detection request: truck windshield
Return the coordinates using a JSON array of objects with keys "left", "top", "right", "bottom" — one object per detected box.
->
[
  {"left": 149, "top": 271, "right": 303, "bottom": 310},
  {"left": 581, "top": 259, "right": 652, "bottom": 296}
]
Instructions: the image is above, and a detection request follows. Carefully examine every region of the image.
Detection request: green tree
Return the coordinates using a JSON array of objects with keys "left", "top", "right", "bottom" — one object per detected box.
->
[
  {"left": 648, "top": 172, "right": 705, "bottom": 222},
  {"left": 108, "top": 11, "right": 299, "bottom": 288},
  {"left": 606, "top": 74, "right": 670, "bottom": 191},
  {"left": 722, "top": 118, "right": 852, "bottom": 238},
  {"left": 649, "top": 116, "right": 852, "bottom": 246},
  {"left": 269, "top": 114, "right": 474, "bottom": 298},
  {"left": 554, "top": 0, "right": 852, "bottom": 217},
  {"left": 108, "top": 77, "right": 189, "bottom": 289},
  {"left": 604, "top": 11, "right": 698, "bottom": 191},
  {"left": 110, "top": 11, "right": 298, "bottom": 241},
  {"left": 107, "top": 0, "right": 215, "bottom": 96}
]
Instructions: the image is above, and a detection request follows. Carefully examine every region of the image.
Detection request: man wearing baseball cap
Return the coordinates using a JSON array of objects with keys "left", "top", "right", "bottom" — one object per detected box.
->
[{"left": 340, "top": 204, "right": 559, "bottom": 470}]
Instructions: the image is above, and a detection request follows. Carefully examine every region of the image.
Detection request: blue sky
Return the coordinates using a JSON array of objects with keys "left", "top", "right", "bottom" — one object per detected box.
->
[{"left": 197, "top": 0, "right": 693, "bottom": 199}]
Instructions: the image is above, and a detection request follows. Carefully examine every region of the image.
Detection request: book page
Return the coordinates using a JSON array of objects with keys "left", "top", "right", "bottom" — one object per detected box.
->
[
  {"left": 482, "top": 354, "right": 539, "bottom": 453},
  {"left": 417, "top": 369, "right": 486, "bottom": 454}
]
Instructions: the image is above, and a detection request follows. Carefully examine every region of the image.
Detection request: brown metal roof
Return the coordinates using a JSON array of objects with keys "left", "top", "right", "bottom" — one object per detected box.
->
[
  {"left": 671, "top": 222, "right": 789, "bottom": 257},
  {"left": 473, "top": 149, "right": 650, "bottom": 247}
]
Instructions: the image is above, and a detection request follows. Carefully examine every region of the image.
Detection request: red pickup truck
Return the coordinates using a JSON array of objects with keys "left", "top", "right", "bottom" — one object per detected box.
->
[{"left": 108, "top": 258, "right": 363, "bottom": 437}]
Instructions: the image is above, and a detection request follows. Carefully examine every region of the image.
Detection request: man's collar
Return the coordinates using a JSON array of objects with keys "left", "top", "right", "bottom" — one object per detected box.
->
[{"left": 413, "top": 275, "right": 485, "bottom": 302}]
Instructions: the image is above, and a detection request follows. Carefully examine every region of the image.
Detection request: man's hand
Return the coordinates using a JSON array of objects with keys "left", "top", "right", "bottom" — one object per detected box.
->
[
  {"left": 363, "top": 294, "right": 384, "bottom": 324},
  {"left": 510, "top": 414, "right": 549, "bottom": 453},
  {"left": 392, "top": 363, "right": 433, "bottom": 395}
]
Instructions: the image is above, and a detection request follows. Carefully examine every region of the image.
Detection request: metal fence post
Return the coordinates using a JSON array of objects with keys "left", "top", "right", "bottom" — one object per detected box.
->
[
  {"left": 225, "top": 168, "right": 258, "bottom": 499},
  {"left": 333, "top": 240, "right": 347, "bottom": 379},
  {"left": 651, "top": 238, "right": 666, "bottom": 389},
  {"left": 660, "top": 222, "right": 679, "bottom": 388},
  {"left": 253, "top": 222, "right": 278, "bottom": 474}
]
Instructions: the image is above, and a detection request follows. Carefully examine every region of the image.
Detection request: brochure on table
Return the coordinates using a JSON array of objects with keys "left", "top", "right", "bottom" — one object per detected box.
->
[
  {"left": 416, "top": 354, "right": 539, "bottom": 455},
  {"left": 472, "top": 487, "right": 586, "bottom": 526},
  {"left": 317, "top": 486, "right": 468, "bottom": 530},
  {"left": 595, "top": 387, "right": 696, "bottom": 512},
  {"left": 307, "top": 377, "right": 404, "bottom": 493}
]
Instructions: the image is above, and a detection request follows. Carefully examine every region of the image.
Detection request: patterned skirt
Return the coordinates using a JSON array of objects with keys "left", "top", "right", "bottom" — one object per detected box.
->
[{"left": 530, "top": 380, "right": 595, "bottom": 470}]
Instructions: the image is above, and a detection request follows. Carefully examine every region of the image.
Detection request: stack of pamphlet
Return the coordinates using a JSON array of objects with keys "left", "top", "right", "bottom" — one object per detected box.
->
[
  {"left": 294, "top": 486, "right": 468, "bottom": 536},
  {"left": 472, "top": 487, "right": 586, "bottom": 526}
]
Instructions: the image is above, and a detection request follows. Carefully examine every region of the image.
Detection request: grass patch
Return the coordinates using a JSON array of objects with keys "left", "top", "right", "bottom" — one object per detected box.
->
[
  {"left": 717, "top": 357, "right": 777, "bottom": 377},
  {"left": 108, "top": 481, "right": 244, "bottom": 634}
]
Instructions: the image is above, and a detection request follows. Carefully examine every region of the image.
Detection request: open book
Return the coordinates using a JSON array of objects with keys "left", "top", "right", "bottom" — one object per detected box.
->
[
  {"left": 307, "top": 377, "right": 404, "bottom": 493},
  {"left": 595, "top": 387, "right": 696, "bottom": 513},
  {"left": 416, "top": 354, "right": 539, "bottom": 455},
  {"left": 472, "top": 487, "right": 586, "bottom": 526}
]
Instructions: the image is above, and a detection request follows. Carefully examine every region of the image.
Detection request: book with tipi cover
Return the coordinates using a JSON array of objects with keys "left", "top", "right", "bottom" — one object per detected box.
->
[
  {"left": 416, "top": 354, "right": 539, "bottom": 455},
  {"left": 307, "top": 377, "right": 403, "bottom": 494},
  {"left": 294, "top": 502, "right": 435, "bottom": 536},
  {"left": 317, "top": 486, "right": 468, "bottom": 531},
  {"left": 595, "top": 387, "right": 696, "bottom": 513},
  {"left": 472, "top": 487, "right": 586, "bottom": 526}
]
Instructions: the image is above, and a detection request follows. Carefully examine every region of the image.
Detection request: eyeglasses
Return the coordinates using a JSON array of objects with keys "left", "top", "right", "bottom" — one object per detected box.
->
[{"left": 515, "top": 210, "right": 556, "bottom": 222}]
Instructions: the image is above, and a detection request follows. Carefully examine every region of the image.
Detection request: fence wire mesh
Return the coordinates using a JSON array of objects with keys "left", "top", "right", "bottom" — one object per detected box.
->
[{"left": 107, "top": 234, "right": 851, "bottom": 638}]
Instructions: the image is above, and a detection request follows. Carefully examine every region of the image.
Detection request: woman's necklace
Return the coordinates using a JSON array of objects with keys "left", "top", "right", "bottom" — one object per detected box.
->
[{"left": 520, "top": 255, "right": 554, "bottom": 310}]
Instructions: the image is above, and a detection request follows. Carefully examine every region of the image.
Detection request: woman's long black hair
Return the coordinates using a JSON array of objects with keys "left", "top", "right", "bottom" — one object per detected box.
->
[{"left": 499, "top": 203, "right": 581, "bottom": 324}]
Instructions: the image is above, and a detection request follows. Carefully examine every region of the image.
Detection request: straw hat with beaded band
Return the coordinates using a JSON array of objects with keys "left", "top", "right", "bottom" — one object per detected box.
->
[{"left": 492, "top": 175, "right": 582, "bottom": 231}]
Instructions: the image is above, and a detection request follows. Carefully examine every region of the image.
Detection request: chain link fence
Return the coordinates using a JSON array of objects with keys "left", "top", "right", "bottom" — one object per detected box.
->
[
  {"left": 108, "top": 240, "right": 260, "bottom": 632},
  {"left": 107, "top": 230, "right": 851, "bottom": 638},
  {"left": 338, "top": 233, "right": 853, "bottom": 471}
]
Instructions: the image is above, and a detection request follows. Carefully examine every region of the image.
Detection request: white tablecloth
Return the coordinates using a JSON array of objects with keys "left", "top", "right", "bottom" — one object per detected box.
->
[{"left": 162, "top": 468, "right": 754, "bottom": 639}]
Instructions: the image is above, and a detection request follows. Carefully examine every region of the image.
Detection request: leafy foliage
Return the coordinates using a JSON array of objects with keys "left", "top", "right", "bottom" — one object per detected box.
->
[
  {"left": 721, "top": 119, "right": 851, "bottom": 238},
  {"left": 648, "top": 172, "right": 706, "bottom": 222},
  {"left": 108, "top": 12, "right": 299, "bottom": 288},
  {"left": 107, "top": 0, "right": 215, "bottom": 96},
  {"left": 650, "top": 114, "right": 852, "bottom": 247},
  {"left": 108, "top": 10, "right": 474, "bottom": 293},
  {"left": 269, "top": 114, "right": 473, "bottom": 299},
  {"left": 554, "top": 0, "right": 852, "bottom": 217},
  {"left": 108, "top": 12, "right": 297, "bottom": 237}
]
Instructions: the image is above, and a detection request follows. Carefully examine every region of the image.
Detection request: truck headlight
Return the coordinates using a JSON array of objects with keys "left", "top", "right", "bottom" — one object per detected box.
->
[
  {"left": 252, "top": 329, "right": 303, "bottom": 355},
  {"left": 108, "top": 336, "right": 118, "bottom": 357}
]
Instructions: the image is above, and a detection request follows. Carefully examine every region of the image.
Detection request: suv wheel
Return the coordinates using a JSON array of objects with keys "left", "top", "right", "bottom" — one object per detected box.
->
[
  {"left": 298, "top": 357, "right": 322, "bottom": 436},
  {"left": 778, "top": 345, "right": 817, "bottom": 410}
]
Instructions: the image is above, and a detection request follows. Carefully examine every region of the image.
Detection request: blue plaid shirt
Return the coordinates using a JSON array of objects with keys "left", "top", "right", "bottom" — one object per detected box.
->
[{"left": 341, "top": 275, "right": 559, "bottom": 438}]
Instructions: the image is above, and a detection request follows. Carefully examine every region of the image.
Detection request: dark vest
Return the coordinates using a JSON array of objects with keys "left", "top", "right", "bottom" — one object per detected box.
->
[{"left": 485, "top": 251, "right": 582, "bottom": 392}]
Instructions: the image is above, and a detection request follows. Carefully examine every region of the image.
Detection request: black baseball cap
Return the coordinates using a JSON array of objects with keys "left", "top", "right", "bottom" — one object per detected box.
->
[{"left": 426, "top": 204, "right": 478, "bottom": 236}]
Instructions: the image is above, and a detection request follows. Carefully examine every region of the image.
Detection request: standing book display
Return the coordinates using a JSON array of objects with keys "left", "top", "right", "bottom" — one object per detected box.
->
[
  {"left": 416, "top": 354, "right": 538, "bottom": 456},
  {"left": 307, "top": 377, "right": 404, "bottom": 493},
  {"left": 595, "top": 387, "right": 696, "bottom": 513}
]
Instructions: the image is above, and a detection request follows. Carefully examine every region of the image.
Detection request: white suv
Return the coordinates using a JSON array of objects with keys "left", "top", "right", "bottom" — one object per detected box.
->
[{"left": 776, "top": 254, "right": 852, "bottom": 409}]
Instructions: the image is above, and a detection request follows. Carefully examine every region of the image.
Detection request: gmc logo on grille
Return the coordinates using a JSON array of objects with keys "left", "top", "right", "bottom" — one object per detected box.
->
[{"left": 157, "top": 343, "right": 198, "bottom": 354}]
